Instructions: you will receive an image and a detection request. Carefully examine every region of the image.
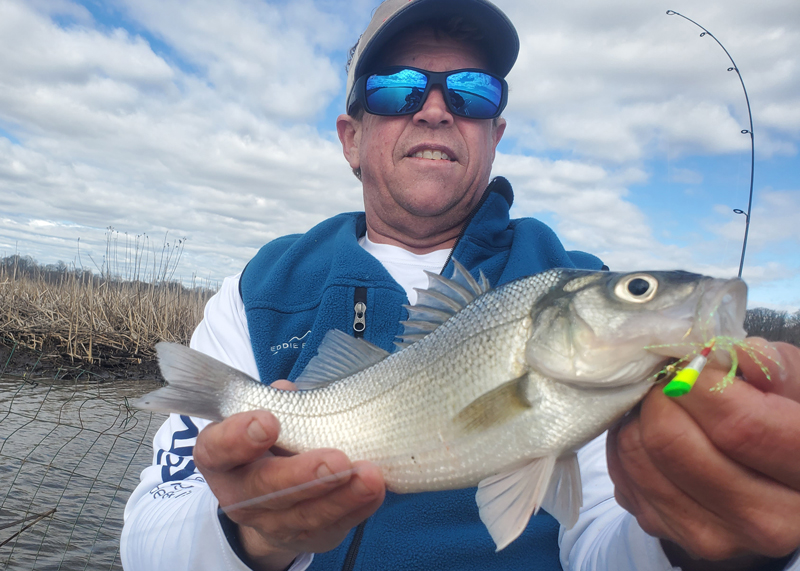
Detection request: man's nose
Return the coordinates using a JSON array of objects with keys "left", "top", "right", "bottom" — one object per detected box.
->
[{"left": 412, "top": 85, "right": 453, "bottom": 126}]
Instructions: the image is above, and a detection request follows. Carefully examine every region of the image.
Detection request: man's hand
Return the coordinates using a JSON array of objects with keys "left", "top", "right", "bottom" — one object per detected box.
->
[
  {"left": 193, "top": 388, "right": 385, "bottom": 571},
  {"left": 607, "top": 338, "right": 800, "bottom": 570}
]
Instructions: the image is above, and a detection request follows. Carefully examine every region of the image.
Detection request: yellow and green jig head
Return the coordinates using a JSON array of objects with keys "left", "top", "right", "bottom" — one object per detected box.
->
[{"left": 663, "top": 342, "right": 715, "bottom": 397}]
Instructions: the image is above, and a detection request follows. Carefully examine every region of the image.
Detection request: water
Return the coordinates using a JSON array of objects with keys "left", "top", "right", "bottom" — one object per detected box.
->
[{"left": 0, "top": 375, "right": 167, "bottom": 570}]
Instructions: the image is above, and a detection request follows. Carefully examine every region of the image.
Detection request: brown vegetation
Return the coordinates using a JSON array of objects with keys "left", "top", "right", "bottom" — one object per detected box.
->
[
  {"left": 1, "top": 241, "right": 796, "bottom": 378},
  {"left": 0, "top": 250, "right": 216, "bottom": 375}
]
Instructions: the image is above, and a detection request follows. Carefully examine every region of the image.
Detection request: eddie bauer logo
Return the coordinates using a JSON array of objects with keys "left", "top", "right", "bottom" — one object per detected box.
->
[{"left": 271, "top": 330, "right": 311, "bottom": 356}]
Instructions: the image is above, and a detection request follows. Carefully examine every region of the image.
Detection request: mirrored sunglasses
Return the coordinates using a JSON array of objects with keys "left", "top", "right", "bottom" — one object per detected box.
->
[{"left": 348, "top": 66, "right": 508, "bottom": 119}]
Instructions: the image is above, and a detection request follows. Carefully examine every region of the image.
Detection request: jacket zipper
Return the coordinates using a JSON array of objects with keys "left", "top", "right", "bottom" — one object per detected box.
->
[
  {"left": 342, "top": 287, "right": 368, "bottom": 570},
  {"left": 353, "top": 287, "right": 367, "bottom": 338},
  {"left": 340, "top": 521, "right": 367, "bottom": 571},
  {"left": 342, "top": 186, "right": 491, "bottom": 569}
]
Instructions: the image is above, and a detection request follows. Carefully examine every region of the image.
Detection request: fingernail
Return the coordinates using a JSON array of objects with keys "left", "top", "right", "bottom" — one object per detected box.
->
[
  {"left": 247, "top": 419, "right": 269, "bottom": 442},
  {"left": 351, "top": 476, "right": 373, "bottom": 498},
  {"left": 316, "top": 463, "right": 333, "bottom": 479}
]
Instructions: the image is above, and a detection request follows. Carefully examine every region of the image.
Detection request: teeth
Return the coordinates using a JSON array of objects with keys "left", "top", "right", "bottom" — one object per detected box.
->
[{"left": 412, "top": 150, "right": 451, "bottom": 161}]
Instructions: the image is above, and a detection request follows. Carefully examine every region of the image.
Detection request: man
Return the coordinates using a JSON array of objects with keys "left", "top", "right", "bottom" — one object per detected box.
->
[{"left": 121, "top": 1, "right": 800, "bottom": 570}]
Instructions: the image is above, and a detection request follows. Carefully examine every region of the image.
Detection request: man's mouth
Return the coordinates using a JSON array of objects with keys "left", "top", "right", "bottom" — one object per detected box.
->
[
  {"left": 411, "top": 150, "right": 453, "bottom": 161},
  {"left": 406, "top": 145, "right": 458, "bottom": 162}
]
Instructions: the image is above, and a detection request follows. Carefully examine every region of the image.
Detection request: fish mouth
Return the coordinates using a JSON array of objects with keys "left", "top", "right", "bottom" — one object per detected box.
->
[
  {"left": 649, "top": 277, "right": 748, "bottom": 363},
  {"left": 697, "top": 278, "right": 748, "bottom": 340}
]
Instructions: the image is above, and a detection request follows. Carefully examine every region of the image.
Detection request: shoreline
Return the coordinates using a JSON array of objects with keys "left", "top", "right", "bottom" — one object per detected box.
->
[{"left": 0, "top": 340, "right": 162, "bottom": 382}]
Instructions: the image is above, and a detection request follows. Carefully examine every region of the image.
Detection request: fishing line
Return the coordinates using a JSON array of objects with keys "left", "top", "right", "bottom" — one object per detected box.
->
[{"left": 218, "top": 466, "right": 362, "bottom": 514}]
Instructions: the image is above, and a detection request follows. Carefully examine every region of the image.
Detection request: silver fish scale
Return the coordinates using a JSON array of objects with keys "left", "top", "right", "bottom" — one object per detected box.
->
[{"left": 220, "top": 269, "right": 601, "bottom": 492}]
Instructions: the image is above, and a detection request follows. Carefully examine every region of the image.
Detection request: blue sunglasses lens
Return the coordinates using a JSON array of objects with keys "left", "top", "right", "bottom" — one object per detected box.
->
[
  {"left": 366, "top": 69, "right": 428, "bottom": 114},
  {"left": 364, "top": 69, "right": 503, "bottom": 118},
  {"left": 446, "top": 71, "right": 503, "bottom": 118}
]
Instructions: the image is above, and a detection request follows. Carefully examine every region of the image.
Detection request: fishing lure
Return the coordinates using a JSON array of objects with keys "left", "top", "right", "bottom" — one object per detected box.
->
[
  {"left": 663, "top": 342, "right": 715, "bottom": 397},
  {"left": 660, "top": 336, "right": 781, "bottom": 397}
]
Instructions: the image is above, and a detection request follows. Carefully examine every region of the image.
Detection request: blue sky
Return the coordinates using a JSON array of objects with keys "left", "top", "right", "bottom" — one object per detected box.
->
[{"left": 0, "top": 0, "right": 798, "bottom": 310}]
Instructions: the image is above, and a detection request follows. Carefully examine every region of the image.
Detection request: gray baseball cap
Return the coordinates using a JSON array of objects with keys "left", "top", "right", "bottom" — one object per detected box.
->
[{"left": 346, "top": 0, "right": 519, "bottom": 113}]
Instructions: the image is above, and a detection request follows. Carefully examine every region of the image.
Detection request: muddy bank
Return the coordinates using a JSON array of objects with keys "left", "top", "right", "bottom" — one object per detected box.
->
[{"left": 0, "top": 339, "right": 162, "bottom": 382}]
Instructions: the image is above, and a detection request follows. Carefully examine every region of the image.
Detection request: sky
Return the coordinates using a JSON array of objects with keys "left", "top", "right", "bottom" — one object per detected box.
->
[{"left": 0, "top": 0, "right": 798, "bottom": 310}]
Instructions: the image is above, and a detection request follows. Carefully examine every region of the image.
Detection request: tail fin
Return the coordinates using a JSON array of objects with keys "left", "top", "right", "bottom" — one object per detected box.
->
[{"left": 133, "top": 342, "right": 256, "bottom": 422}]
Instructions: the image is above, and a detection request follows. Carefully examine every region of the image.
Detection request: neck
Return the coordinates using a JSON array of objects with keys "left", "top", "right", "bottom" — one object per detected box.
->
[
  {"left": 362, "top": 182, "right": 494, "bottom": 255},
  {"left": 364, "top": 221, "right": 459, "bottom": 254}
]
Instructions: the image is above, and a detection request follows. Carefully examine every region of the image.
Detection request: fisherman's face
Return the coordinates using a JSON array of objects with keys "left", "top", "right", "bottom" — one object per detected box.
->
[{"left": 337, "top": 28, "right": 506, "bottom": 250}]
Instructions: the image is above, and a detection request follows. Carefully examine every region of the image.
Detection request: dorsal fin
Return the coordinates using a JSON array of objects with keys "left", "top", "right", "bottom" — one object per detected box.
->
[
  {"left": 294, "top": 329, "right": 389, "bottom": 390},
  {"left": 396, "top": 259, "right": 491, "bottom": 348}
]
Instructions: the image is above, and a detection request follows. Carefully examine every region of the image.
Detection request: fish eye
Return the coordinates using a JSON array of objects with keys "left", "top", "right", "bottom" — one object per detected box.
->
[{"left": 614, "top": 274, "right": 658, "bottom": 303}]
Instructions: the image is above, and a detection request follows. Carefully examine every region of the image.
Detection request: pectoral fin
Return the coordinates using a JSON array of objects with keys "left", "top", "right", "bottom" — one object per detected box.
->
[
  {"left": 477, "top": 456, "right": 556, "bottom": 551},
  {"left": 476, "top": 452, "right": 583, "bottom": 551},
  {"left": 451, "top": 375, "right": 531, "bottom": 436}
]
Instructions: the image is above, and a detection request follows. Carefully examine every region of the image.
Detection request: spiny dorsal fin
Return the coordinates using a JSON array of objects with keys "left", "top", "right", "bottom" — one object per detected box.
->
[
  {"left": 396, "top": 259, "right": 491, "bottom": 347},
  {"left": 294, "top": 329, "right": 390, "bottom": 390}
]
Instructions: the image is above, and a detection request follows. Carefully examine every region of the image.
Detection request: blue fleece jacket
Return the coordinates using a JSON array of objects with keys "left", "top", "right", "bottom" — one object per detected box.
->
[{"left": 240, "top": 177, "right": 604, "bottom": 571}]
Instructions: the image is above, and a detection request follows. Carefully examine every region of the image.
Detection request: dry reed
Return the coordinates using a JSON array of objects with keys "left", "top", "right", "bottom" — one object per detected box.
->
[{"left": 0, "top": 232, "right": 216, "bottom": 370}]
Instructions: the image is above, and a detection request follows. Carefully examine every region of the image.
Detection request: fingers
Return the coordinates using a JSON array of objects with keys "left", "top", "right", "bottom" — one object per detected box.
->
[
  {"left": 194, "top": 410, "right": 280, "bottom": 473},
  {"left": 733, "top": 338, "right": 788, "bottom": 393},
  {"left": 608, "top": 366, "right": 800, "bottom": 560},
  {"left": 233, "top": 448, "right": 360, "bottom": 511},
  {"left": 644, "top": 385, "right": 800, "bottom": 552},
  {"left": 607, "top": 413, "right": 748, "bottom": 560},
  {"left": 737, "top": 339, "right": 800, "bottom": 402},
  {"left": 673, "top": 352, "right": 800, "bottom": 490},
  {"left": 252, "top": 460, "right": 384, "bottom": 543},
  {"left": 233, "top": 458, "right": 384, "bottom": 556},
  {"left": 270, "top": 379, "right": 298, "bottom": 391},
  {"left": 192, "top": 410, "right": 386, "bottom": 557}
]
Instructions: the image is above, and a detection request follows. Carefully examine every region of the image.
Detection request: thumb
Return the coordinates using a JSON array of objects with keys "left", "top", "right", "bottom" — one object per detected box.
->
[
  {"left": 738, "top": 338, "right": 800, "bottom": 402},
  {"left": 194, "top": 410, "right": 280, "bottom": 473}
]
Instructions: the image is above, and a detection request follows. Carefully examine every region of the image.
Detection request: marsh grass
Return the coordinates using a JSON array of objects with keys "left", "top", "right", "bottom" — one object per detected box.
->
[{"left": 0, "top": 231, "right": 216, "bottom": 372}]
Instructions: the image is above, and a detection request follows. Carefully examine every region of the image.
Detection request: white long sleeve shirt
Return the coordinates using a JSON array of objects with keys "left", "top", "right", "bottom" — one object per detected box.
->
[{"left": 121, "top": 242, "right": 800, "bottom": 571}]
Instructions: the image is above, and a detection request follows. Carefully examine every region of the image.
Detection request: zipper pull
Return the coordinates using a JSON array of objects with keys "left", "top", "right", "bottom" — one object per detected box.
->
[
  {"left": 353, "top": 301, "right": 366, "bottom": 336},
  {"left": 353, "top": 287, "right": 367, "bottom": 338}
]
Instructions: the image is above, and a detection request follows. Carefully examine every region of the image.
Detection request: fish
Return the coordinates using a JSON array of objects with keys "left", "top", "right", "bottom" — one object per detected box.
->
[{"left": 134, "top": 261, "right": 747, "bottom": 550}]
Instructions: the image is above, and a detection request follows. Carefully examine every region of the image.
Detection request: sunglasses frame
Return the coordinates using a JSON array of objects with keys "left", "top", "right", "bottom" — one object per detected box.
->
[{"left": 348, "top": 66, "right": 508, "bottom": 120}]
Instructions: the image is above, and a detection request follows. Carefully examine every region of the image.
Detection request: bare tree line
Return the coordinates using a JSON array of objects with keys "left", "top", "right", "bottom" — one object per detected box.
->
[{"left": 744, "top": 307, "right": 800, "bottom": 347}]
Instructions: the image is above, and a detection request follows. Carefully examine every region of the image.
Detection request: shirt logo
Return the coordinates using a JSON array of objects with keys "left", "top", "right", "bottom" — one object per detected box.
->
[{"left": 271, "top": 330, "right": 311, "bottom": 356}]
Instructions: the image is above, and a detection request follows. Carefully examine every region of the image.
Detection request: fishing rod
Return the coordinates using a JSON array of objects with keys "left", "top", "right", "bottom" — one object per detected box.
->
[{"left": 666, "top": 10, "right": 755, "bottom": 278}]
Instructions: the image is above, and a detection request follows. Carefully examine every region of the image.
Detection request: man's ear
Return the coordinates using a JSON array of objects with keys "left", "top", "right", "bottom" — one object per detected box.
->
[
  {"left": 491, "top": 117, "right": 507, "bottom": 163},
  {"left": 337, "top": 114, "right": 361, "bottom": 171}
]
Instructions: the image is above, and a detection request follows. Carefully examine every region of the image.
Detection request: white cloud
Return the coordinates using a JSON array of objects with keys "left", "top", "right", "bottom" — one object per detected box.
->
[
  {"left": 111, "top": 0, "right": 348, "bottom": 120},
  {"left": 496, "top": 0, "right": 800, "bottom": 162},
  {"left": 0, "top": 0, "right": 797, "bottom": 312},
  {"left": 711, "top": 189, "right": 800, "bottom": 252},
  {"left": 0, "top": 0, "right": 366, "bottom": 279}
]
